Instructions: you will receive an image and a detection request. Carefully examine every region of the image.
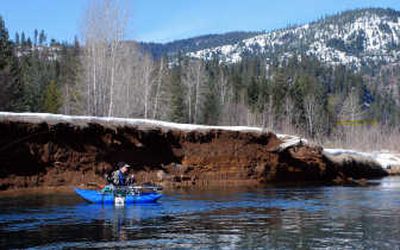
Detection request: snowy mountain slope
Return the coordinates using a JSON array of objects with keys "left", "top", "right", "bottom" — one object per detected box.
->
[
  {"left": 139, "top": 31, "right": 262, "bottom": 58},
  {"left": 188, "top": 8, "right": 400, "bottom": 69}
]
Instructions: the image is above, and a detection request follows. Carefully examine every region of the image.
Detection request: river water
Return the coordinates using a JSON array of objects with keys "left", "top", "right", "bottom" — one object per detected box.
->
[{"left": 1, "top": 177, "right": 400, "bottom": 249}]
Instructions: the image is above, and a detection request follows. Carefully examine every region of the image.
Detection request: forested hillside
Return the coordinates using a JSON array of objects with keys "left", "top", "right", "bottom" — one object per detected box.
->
[
  {"left": 0, "top": 6, "right": 399, "bottom": 151},
  {"left": 139, "top": 31, "right": 262, "bottom": 58}
]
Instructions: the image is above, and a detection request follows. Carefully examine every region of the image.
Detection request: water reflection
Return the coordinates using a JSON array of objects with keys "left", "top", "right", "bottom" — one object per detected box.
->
[{"left": 1, "top": 177, "right": 400, "bottom": 249}]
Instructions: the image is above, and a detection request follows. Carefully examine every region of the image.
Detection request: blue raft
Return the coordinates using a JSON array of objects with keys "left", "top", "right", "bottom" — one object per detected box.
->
[{"left": 74, "top": 188, "right": 163, "bottom": 204}]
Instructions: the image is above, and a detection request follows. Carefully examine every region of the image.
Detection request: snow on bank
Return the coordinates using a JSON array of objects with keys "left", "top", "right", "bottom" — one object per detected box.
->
[
  {"left": 0, "top": 112, "right": 265, "bottom": 132},
  {"left": 275, "top": 135, "right": 308, "bottom": 152},
  {"left": 324, "top": 148, "right": 400, "bottom": 171},
  {"left": 0, "top": 112, "right": 308, "bottom": 150},
  {"left": 370, "top": 152, "right": 400, "bottom": 170}
]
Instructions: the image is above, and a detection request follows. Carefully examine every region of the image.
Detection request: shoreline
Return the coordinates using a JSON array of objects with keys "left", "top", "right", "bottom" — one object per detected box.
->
[
  {"left": 0, "top": 186, "right": 75, "bottom": 197},
  {"left": 2, "top": 176, "right": 397, "bottom": 197},
  {"left": 0, "top": 180, "right": 263, "bottom": 196}
]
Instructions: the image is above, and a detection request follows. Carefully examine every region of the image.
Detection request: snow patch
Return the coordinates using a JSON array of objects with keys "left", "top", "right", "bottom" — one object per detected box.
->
[
  {"left": 324, "top": 148, "right": 400, "bottom": 170},
  {"left": 0, "top": 112, "right": 265, "bottom": 132}
]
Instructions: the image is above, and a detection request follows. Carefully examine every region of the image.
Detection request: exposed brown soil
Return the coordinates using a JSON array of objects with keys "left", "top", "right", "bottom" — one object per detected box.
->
[{"left": 0, "top": 114, "right": 388, "bottom": 191}]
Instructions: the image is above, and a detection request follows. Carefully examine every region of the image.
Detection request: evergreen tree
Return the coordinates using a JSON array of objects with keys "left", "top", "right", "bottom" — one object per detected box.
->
[
  {"left": 168, "top": 67, "right": 186, "bottom": 123},
  {"left": 34, "top": 29, "right": 38, "bottom": 46},
  {"left": 26, "top": 37, "right": 32, "bottom": 47},
  {"left": 16, "top": 47, "right": 58, "bottom": 111},
  {"left": 39, "top": 30, "right": 46, "bottom": 45},
  {"left": 59, "top": 43, "right": 82, "bottom": 114},
  {"left": 15, "top": 32, "right": 20, "bottom": 45},
  {"left": 271, "top": 69, "right": 289, "bottom": 123},
  {"left": 0, "top": 16, "right": 17, "bottom": 110},
  {"left": 42, "top": 80, "right": 62, "bottom": 113},
  {"left": 246, "top": 77, "right": 256, "bottom": 109},
  {"left": 21, "top": 32, "right": 26, "bottom": 46},
  {"left": 202, "top": 78, "right": 220, "bottom": 125}
]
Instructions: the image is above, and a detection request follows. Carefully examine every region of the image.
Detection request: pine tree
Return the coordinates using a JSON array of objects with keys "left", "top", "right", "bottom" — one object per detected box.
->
[
  {"left": 34, "top": 29, "right": 38, "bottom": 46},
  {"left": 21, "top": 32, "right": 26, "bottom": 46},
  {"left": 247, "top": 76, "right": 259, "bottom": 111},
  {"left": 39, "top": 30, "right": 46, "bottom": 45},
  {"left": 26, "top": 37, "right": 32, "bottom": 48},
  {"left": 15, "top": 32, "right": 20, "bottom": 45},
  {"left": 59, "top": 42, "right": 82, "bottom": 115},
  {"left": 0, "top": 16, "right": 12, "bottom": 69},
  {"left": 202, "top": 78, "right": 220, "bottom": 125},
  {"left": 0, "top": 16, "right": 17, "bottom": 110},
  {"left": 16, "top": 47, "right": 58, "bottom": 112},
  {"left": 168, "top": 67, "right": 186, "bottom": 123},
  {"left": 42, "top": 80, "right": 62, "bottom": 113},
  {"left": 271, "top": 69, "right": 289, "bottom": 125}
]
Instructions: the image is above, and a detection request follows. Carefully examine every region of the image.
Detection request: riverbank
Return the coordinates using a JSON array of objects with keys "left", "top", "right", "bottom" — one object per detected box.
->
[
  {"left": 0, "top": 186, "right": 74, "bottom": 197},
  {"left": 0, "top": 112, "right": 389, "bottom": 191}
]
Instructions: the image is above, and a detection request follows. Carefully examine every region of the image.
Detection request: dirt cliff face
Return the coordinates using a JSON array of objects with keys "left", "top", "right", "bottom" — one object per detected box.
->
[{"left": 0, "top": 113, "right": 388, "bottom": 190}]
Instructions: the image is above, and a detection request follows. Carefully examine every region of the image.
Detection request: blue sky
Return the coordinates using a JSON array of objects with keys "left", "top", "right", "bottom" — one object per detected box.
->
[{"left": 1, "top": 0, "right": 400, "bottom": 43}]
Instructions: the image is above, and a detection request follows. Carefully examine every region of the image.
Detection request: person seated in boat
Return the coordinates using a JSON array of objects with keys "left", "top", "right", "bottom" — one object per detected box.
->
[{"left": 111, "top": 161, "right": 135, "bottom": 187}]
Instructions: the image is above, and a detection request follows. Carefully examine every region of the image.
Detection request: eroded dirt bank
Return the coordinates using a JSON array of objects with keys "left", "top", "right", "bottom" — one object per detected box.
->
[{"left": 0, "top": 112, "right": 388, "bottom": 191}]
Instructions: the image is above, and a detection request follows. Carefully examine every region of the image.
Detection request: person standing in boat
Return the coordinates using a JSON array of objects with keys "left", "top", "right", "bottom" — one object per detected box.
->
[{"left": 111, "top": 162, "right": 135, "bottom": 186}]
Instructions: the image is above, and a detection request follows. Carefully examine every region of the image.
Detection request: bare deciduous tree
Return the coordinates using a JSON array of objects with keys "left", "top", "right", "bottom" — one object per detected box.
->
[
  {"left": 182, "top": 59, "right": 207, "bottom": 123},
  {"left": 152, "top": 57, "right": 168, "bottom": 119},
  {"left": 338, "top": 87, "right": 366, "bottom": 145},
  {"left": 80, "top": 0, "right": 129, "bottom": 117},
  {"left": 140, "top": 54, "right": 155, "bottom": 119},
  {"left": 303, "top": 93, "right": 320, "bottom": 137}
]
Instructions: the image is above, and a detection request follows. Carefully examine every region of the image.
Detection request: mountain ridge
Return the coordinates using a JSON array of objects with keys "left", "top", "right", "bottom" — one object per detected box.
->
[
  {"left": 139, "top": 8, "right": 400, "bottom": 72},
  {"left": 138, "top": 31, "right": 262, "bottom": 58}
]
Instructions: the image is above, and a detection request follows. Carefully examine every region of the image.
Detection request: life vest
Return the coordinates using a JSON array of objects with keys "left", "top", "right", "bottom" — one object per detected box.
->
[{"left": 118, "top": 170, "right": 125, "bottom": 186}]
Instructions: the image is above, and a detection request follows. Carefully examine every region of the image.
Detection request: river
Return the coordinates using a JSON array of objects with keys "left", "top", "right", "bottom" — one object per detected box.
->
[{"left": 1, "top": 177, "right": 400, "bottom": 249}]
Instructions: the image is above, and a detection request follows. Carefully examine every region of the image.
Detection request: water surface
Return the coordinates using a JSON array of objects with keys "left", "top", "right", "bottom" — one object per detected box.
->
[{"left": 1, "top": 177, "right": 400, "bottom": 249}]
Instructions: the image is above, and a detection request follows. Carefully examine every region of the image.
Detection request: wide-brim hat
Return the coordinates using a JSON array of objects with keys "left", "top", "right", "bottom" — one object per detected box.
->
[{"left": 117, "top": 161, "right": 131, "bottom": 169}]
